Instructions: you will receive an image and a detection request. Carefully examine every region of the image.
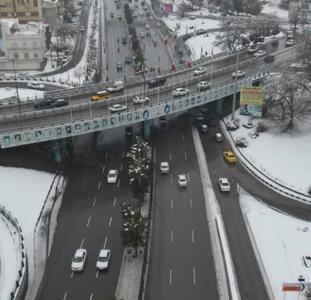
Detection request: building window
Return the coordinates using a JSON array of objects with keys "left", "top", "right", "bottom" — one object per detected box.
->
[
  {"left": 23, "top": 42, "right": 27, "bottom": 48},
  {"left": 34, "top": 0, "right": 38, "bottom": 7},
  {"left": 14, "top": 53, "right": 19, "bottom": 59},
  {"left": 33, "top": 53, "right": 38, "bottom": 58},
  {"left": 6, "top": 3, "right": 11, "bottom": 7},
  {"left": 25, "top": 12, "right": 31, "bottom": 16},
  {"left": 24, "top": 53, "right": 29, "bottom": 59}
]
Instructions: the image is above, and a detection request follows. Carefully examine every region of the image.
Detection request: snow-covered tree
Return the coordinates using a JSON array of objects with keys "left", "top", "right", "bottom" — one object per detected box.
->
[
  {"left": 297, "top": 33, "right": 311, "bottom": 77},
  {"left": 263, "top": 70, "right": 311, "bottom": 130}
]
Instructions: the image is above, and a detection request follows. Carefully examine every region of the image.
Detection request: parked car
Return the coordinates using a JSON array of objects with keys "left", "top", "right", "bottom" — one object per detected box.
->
[
  {"left": 194, "top": 66, "right": 207, "bottom": 76},
  {"left": 107, "top": 170, "right": 118, "bottom": 183},
  {"left": 201, "top": 124, "right": 208, "bottom": 133},
  {"left": 125, "top": 56, "right": 132, "bottom": 64},
  {"left": 80, "top": 26, "right": 85, "bottom": 32},
  {"left": 264, "top": 55, "right": 275, "bottom": 63},
  {"left": 116, "top": 61, "right": 123, "bottom": 71},
  {"left": 27, "top": 82, "right": 45, "bottom": 90},
  {"left": 253, "top": 50, "right": 266, "bottom": 57},
  {"left": 172, "top": 88, "right": 190, "bottom": 97},
  {"left": 177, "top": 174, "right": 187, "bottom": 187},
  {"left": 160, "top": 162, "right": 169, "bottom": 174},
  {"left": 133, "top": 96, "right": 150, "bottom": 104},
  {"left": 197, "top": 81, "right": 211, "bottom": 90},
  {"left": 53, "top": 98, "right": 68, "bottom": 107},
  {"left": 232, "top": 70, "right": 245, "bottom": 78},
  {"left": 223, "top": 151, "right": 236, "bottom": 163},
  {"left": 218, "top": 177, "right": 231, "bottom": 192},
  {"left": 148, "top": 76, "right": 166, "bottom": 88},
  {"left": 110, "top": 104, "right": 127, "bottom": 113},
  {"left": 96, "top": 249, "right": 111, "bottom": 271},
  {"left": 71, "top": 249, "right": 87, "bottom": 272}
]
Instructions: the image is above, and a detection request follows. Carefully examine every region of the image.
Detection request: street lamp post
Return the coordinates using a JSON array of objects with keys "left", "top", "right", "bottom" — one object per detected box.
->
[
  {"left": 11, "top": 59, "right": 22, "bottom": 115},
  {"left": 231, "top": 48, "right": 240, "bottom": 120}
]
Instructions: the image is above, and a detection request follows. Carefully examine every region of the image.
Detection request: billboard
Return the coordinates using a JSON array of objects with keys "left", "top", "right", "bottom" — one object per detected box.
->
[{"left": 240, "top": 87, "right": 263, "bottom": 117}]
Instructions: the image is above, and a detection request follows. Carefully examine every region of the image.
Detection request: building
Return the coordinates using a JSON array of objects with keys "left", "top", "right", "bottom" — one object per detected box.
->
[
  {"left": 289, "top": 0, "right": 311, "bottom": 21},
  {"left": 0, "top": 0, "right": 43, "bottom": 23},
  {"left": 0, "top": 19, "right": 46, "bottom": 70},
  {"left": 42, "top": 0, "right": 58, "bottom": 28}
]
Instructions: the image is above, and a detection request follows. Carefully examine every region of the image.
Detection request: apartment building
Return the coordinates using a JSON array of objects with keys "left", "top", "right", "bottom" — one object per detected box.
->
[
  {"left": 0, "top": 19, "right": 46, "bottom": 70},
  {"left": 0, "top": 0, "right": 43, "bottom": 23}
]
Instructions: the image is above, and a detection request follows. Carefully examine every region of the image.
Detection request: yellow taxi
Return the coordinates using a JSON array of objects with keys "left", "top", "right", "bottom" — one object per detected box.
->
[{"left": 223, "top": 151, "right": 236, "bottom": 164}]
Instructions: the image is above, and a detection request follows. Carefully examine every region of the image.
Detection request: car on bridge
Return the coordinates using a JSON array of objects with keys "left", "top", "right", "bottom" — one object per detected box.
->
[
  {"left": 172, "top": 88, "right": 190, "bottom": 97},
  {"left": 218, "top": 177, "right": 231, "bottom": 192},
  {"left": 133, "top": 96, "right": 150, "bottom": 104},
  {"left": 27, "top": 82, "right": 45, "bottom": 90},
  {"left": 160, "top": 162, "right": 169, "bottom": 174},
  {"left": 34, "top": 98, "right": 68, "bottom": 110},
  {"left": 96, "top": 249, "right": 111, "bottom": 271},
  {"left": 107, "top": 170, "right": 118, "bottom": 184},
  {"left": 110, "top": 104, "right": 127, "bottom": 113},
  {"left": 197, "top": 81, "right": 211, "bottom": 90},
  {"left": 194, "top": 66, "right": 207, "bottom": 76},
  {"left": 148, "top": 76, "right": 166, "bottom": 89},
  {"left": 223, "top": 151, "right": 236, "bottom": 164},
  {"left": 232, "top": 70, "right": 245, "bottom": 79},
  {"left": 253, "top": 50, "right": 266, "bottom": 57},
  {"left": 91, "top": 90, "right": 111, "bottom": 102},
  {"left": 177, "top": 174, "right": 188, "bottom": 187},
  {"left": 71, "top": 249, "right": 87, "bottom": 272}
]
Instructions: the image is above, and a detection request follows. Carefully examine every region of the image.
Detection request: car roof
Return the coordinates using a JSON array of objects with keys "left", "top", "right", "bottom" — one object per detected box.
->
[
  {"left": 219, "top": 177, "right": 229, "bottom": 183},
  {"left": 99, "top": 249, "right": 110, "bottom": 257},
  {"left": 178, "top": 174, "right": 186, "bottom": 179},
  {"left": 75, "top": 248, "right": 86, "bottom": 256},
  {"left": 109, "top": 169, "right": 117, "bottom": 173},
  {"left": 161, "top": 161, "right": 168, "bottom": 165}
]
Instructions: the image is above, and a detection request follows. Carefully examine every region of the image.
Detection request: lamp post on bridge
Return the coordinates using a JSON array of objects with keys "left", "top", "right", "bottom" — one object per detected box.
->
[{"left": 231, "top": 47, "right": 240, "bottom": 120}]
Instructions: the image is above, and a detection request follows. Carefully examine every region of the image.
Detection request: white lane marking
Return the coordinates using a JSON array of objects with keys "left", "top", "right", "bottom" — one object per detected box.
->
[
  {"left": 89, "top": 293, "right": 93, "bottom": 300},
  {"left": 122, "top": 151, "right": 125, "bottom": 158},
  {"left": 169, "top": 153, "right": 172, "bottom": 161},
  {"left": 80, "top": 238, "right": 84, "bottom": 248},
  {"left": 184, "top": 152, "right": 188, "bottom": 161},
  {"left": 182, "top": 134, "right": 185, "bottom": 142},
  {"left": 86, "top": 216, "right": 91, "bottom": 227},
  {"left": 70, "top": 272, "right": 74, "bottom": 278},
  {"left": 96, "top": 270, "right": 99, "bottom": 278},
  {"left": 105, "top": 152, "right": 108, "bottom": 160},
  {"left": 193, "top": 267, "right": 196, "bottom": 285},
  {"left": 62, "top": 292, "right": 68, "bottom": 300},
  {"left": 170, "top": 174, "right": 173, "bottom": 184},
  {"left": 189, "top": 198, "right": 193, "bottom": 209},
  {"left": 113, "top": 197, "right": 117, "bottom": 207},
  {"left": 98, "top": 181, "right": 101, "bottom": 190},
  {"left": 117, "top": 179, "right": 120, "bottom": 187},
  {"left": 92, "top": 197, "right": 97, "bottom": 207},
  {"left": 170, "top": 230, "right": 173, "bottom": 242},
  {"left": 109, "top": 216, "right": 112, "bottom": 227},
  {"left": 187, "top": 172, "right": 190, "bottom": 183},
  {"left": 104, "top": 236, "right": 108, "bottom": 248},
  {"left": 192, "top": 230, "right": 194, "bottom": 243},
  {"left": 102, "top": 165, "right": 105, "bottom": 174},
  {"left": 120, "top": 163, "right": 123, "bottom": 172},
  {"left": 169, "top": 269, "right": 172, "bottom": 285},
  {"left": 171, "top": 199, "right": 174, "bottom": 209}
]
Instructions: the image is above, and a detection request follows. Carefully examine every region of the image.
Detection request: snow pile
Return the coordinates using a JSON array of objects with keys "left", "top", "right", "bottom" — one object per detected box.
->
[
  {"left": 262, "top": 0, "right": 289, "bottom": 20},
  {"left": 0, "top": 87, "right": 44, "bottom": 104},
  {"left": 240, "top": 191, "right": 311, "bottom": 300}
]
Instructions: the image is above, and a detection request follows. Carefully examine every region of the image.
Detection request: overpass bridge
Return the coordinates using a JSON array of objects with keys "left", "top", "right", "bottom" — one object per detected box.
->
[{"left": 0, "top": 72, "right": 267, "bottom": 149}]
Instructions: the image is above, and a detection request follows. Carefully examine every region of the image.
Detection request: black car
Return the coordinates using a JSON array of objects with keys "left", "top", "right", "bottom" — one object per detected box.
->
[
  {"left": 34, "top": 98, "right": 56, "bottom": 110},
  {"left": 148, "top": 76, "right": 167, "bottom": 88},
  {"left": 264, "top": 55, "right": 275, "bottom": 63}
]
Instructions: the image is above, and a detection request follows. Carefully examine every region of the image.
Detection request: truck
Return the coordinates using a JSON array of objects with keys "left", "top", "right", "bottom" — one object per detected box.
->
[{"left": 107, "top": 80, "right": 124, "bottom": 92}]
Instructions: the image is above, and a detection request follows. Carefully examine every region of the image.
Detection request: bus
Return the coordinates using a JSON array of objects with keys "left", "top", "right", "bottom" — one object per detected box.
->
[{"left": 90, "top": 90, "right": 111, "bottom": 102}]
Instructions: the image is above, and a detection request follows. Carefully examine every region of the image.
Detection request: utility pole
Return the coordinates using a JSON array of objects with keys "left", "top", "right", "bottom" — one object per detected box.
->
[{"left": 231, "top": 48, "right": 240, "bottom": 120}]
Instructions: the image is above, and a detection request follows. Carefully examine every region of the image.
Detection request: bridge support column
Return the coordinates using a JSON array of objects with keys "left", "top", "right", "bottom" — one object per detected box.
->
[
  {"left": 143, "top": 120, "right": 151, "bottom": 140},
  {"left": 216, "top": 98, "right": 223, "bottom": 115},
  {"left": 53, "top": 139, "right": 62, "bottom": 163}
]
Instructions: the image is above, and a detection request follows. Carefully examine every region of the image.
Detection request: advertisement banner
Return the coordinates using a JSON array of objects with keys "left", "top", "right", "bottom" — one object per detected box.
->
[{"left": 240, "top": 87, "right": 263, "bottom": 117}]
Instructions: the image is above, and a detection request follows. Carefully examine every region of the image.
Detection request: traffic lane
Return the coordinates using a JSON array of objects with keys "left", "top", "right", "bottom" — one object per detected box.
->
[
  {"left": 200, "top": 128, "right": 270, "bottom": 300},
  {"left": 38, "top": 165, "right": 104, "bottom": 300}
]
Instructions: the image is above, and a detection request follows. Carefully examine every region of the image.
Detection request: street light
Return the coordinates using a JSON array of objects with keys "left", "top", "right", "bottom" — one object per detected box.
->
[
  {"left": 231, "top": 47, "right": 240, "bottom": 120},
  {"left": 10, "top": 58, "right": 22, "bottom": 115}
]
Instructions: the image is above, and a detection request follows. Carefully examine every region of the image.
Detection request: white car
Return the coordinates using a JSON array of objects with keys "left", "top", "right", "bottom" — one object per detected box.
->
[
  {"left": 172, "top": 88, "right": 190, "bottom": 97},
  {"left": 194, "top": 67, "right": 207, "bottom": 76},
  {"left": 197, "top": 81, "right": 211, "bottom": 90},
  {"left": 110, "top": 104, "right": 127, "bottom": 113},
  {"left": 160, "top": 162, "right": 169, "bottom": 174},
  {"left": 253, "top": 50, "right": 266, "bottom": 57},
  {"left": 145, "top": 23, "right": 150, "bottom": 29},
  {"left": 286, "top": 39, "right": 295, "bottom": 47},
  {"left": 27, "top": 82, "right": 45, "bottom": 90},
  {"left": 96, "top": 249, "right": 111, "bottom": 271},
  {"left": 80, "top": 26, "right": 85, "bottom": 32},
  {"left": 247, "top": 46, "right": 258, "bottom": 53},
  {"left": 107, "top": 169, "right": 118, "bottom": 183},
  {"left": 218, "top": 177, "right": 231, "bottom": 192},
  {"left": 133, "top": 96, "right": 150, "bottom": 104},
  {"left": 177, "top": 174, "right": 187, "bottom": 187},
  {"left": 71, "top": 249, "right": 87, "bottom": 272},
  {"left": 303, "top": 256, "right": 311, "bottom": 268},
  {"left": 232, "top": 70, "right": 245, "bottom": 79}
]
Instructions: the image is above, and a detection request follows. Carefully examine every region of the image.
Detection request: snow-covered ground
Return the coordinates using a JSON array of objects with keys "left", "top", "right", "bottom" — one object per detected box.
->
[
  {"left": 240, "top": 191, "right": 311, "bottom": 300},
  {"left": 228, "top": 114, "right": 311, "bottom": 195},
  {"left": 262, "top": 0, "right": 289, "bottom": 20},
  {"left": 0, "top": 167, "right": 56, "bottom": 300},
  {"left": 0, "top": 87, "right": 44, "bottom": 104}
]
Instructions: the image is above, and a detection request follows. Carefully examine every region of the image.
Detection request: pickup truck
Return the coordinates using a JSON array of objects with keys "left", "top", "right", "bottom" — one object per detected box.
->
[{"left": 107, "top": 80, "right": 124, "bottom": 92}]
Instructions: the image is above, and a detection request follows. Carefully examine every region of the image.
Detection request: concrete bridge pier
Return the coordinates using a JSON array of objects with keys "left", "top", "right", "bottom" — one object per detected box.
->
[
  {"left": 143, "top": 120, "right": 151, "bottom": 140},
  {"left": 53, "top": 139, "right": 63, "bottom": 163},
  {"left": 216, "top": 98, "right": 223, "bottom": 115}
]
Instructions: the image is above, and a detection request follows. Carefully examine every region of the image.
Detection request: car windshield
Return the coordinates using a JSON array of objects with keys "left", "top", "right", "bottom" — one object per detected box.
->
[
  {"left": 73, "top": 256, "right": 83, "bottom": 263},
  {"left": 222, "top": 181, "right": 229, "bottom": 186},
  {"left": 98, "top": 256, "right": 108, "bottom": 262},
  {"left": 109, "top": 172, "right": 116, "bottom": 177}
]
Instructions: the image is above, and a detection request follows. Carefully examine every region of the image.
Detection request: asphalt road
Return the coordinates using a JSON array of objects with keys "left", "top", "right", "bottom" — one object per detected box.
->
[
  {"left": 37, "top": 141, "right": 131, "bottom": 300},
  {"left": 145, "top": 120, "right": 218, "bottom": 300}
]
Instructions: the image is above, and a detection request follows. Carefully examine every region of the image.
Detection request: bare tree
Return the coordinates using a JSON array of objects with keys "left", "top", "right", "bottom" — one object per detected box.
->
[
  {"left": 297, "top": 33, "right": 311, "bottom": 77},
  {"left": 263, "top": 70, "right": 311, "bottom": 130}
]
